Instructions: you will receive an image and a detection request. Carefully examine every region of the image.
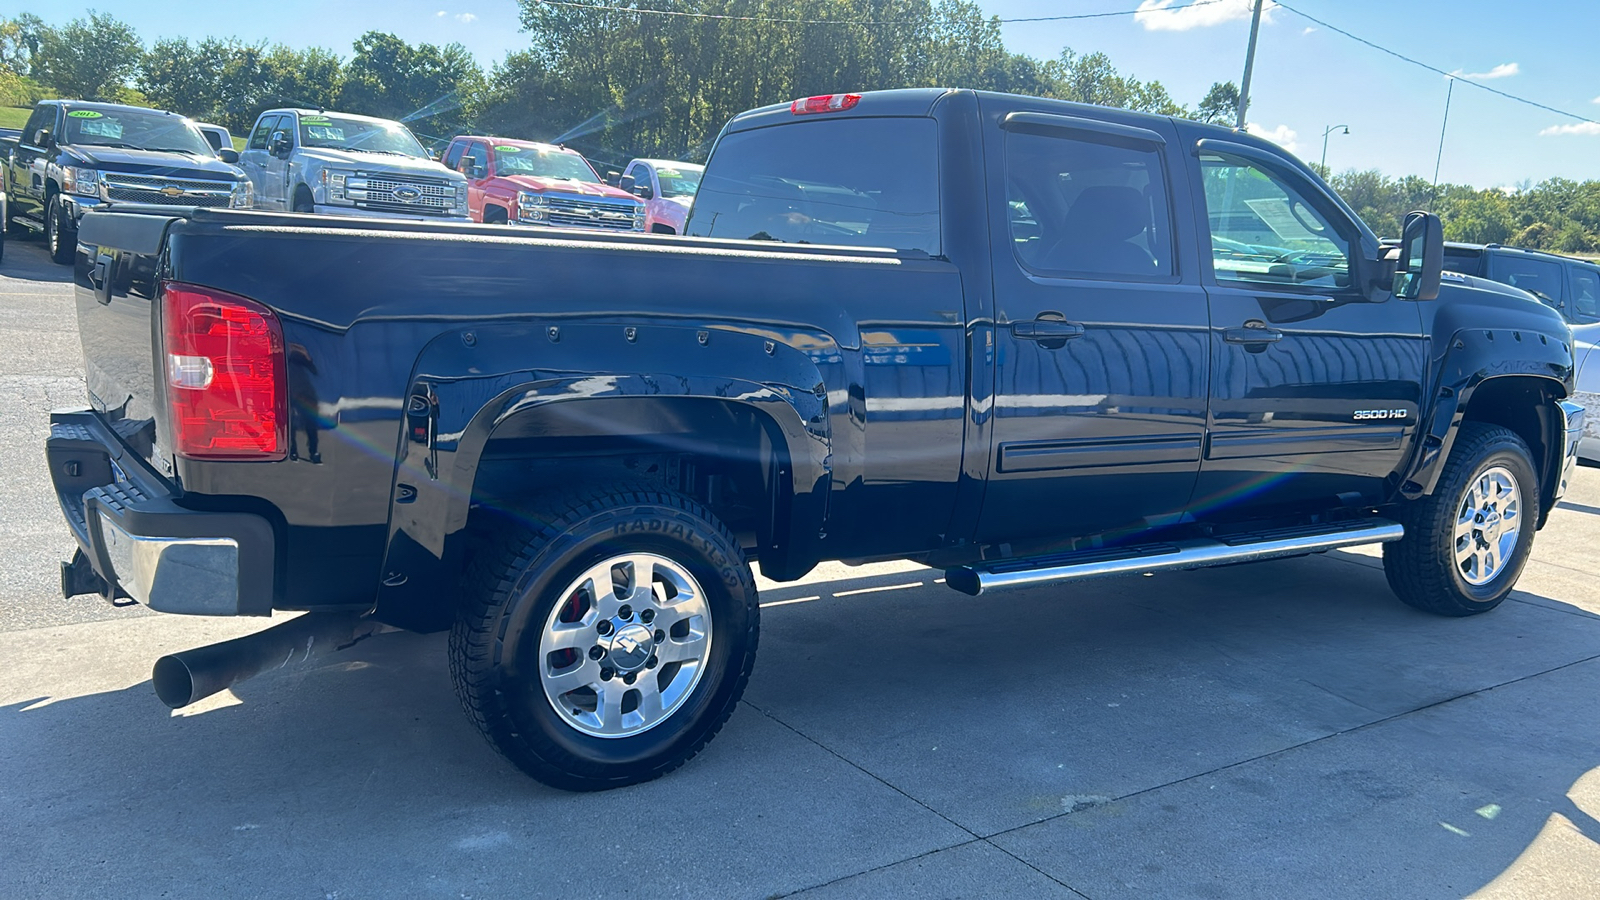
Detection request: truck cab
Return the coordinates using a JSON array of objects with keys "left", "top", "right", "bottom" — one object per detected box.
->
[
  {"left": 238, "top": 109, "right": 468, "bottom": 220},
  {"left": 2, "top": 100, "right": 252, "bottom": 263}
]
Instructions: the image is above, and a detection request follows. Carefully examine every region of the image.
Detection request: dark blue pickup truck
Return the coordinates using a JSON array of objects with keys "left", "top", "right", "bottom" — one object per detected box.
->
[{"left": 49, "top": 89, "right": 1584, "bottom": 790}]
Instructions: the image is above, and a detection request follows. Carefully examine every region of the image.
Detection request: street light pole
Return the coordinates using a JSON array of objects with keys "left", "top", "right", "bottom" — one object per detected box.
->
[
  {"left": 1235, "top": 0, "right": 1264, "bottom": 130},
  {"left": 1320, "top": 124, "right": 1349, "bottom": 172}
]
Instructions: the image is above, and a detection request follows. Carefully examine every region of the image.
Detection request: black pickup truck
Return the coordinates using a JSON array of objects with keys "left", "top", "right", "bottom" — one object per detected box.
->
[
  {"left": 50, "top": 89, "right": 1584, "bottom": 791},
  {"left": 2, "top": 100, "right": 252, "bottom": 264}
]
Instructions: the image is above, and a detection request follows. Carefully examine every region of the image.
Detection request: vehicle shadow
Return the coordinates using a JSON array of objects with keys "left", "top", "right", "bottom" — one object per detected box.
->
[
  {"left": 2, "top": 235, "right": 74, "bottom": 283},
  {"left": 1, "top": 554, "right": 1597, "bottom": 898}
]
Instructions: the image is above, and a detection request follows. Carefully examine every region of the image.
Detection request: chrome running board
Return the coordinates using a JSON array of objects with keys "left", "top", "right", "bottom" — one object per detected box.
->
[{"left": 944, "top": 518, "right": 1404, "bottom": 597}]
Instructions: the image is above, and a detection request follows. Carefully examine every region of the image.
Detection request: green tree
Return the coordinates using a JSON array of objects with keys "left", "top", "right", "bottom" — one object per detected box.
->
[
  {"left": 33, "top": 11, "right": 142, "bottom": 102},
  {"left": 339, "top": 32, "right": 482, "bottom": 145},
  {"left": 1196, "top": 81, "right": 1238, "bottom": 125}
]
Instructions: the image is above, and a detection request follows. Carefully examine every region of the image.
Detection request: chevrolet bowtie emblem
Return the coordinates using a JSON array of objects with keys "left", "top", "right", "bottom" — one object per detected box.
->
[{"left": 159, "top": 186, "right": 185, "bottom": 198}]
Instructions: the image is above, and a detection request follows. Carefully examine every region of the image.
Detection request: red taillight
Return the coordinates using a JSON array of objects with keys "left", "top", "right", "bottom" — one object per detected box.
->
[
  {"left": 790, "top": 93, "right": 861, "bottom": 115},
  {"left": 161, "top": 282, "right": 287, "bottom": 460}
]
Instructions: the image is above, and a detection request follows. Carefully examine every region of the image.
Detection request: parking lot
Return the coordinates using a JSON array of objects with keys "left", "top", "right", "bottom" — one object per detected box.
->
[{"left": 1, "top": 235, "right": 1597, "bottom": 899}]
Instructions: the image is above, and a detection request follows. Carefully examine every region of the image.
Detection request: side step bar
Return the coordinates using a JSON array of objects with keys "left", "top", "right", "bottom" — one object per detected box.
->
[{"left": 944, "top": 518, "right": 1404, "bottom": 597}]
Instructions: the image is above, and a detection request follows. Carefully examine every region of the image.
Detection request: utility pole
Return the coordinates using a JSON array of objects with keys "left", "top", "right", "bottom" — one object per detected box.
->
[{"left": 1235, "top": 0, "right": 1264, "bottom": 130}]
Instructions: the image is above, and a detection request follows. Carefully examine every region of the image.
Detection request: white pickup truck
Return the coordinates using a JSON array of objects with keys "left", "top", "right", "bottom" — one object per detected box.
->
[{"left": 237, "top": 108, "right": 468, "bottom": 220}]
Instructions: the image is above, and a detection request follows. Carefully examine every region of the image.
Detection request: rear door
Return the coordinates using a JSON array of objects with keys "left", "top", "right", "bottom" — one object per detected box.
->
[
  {"left": 1191, "top": 140, "right": 1426, "bottom": 514},
  {"left": 239, "top": 115, "right": 283, "bottom": 209},
  {"left": 974, "top": 101, "right": 1209, "bottom": 543}
]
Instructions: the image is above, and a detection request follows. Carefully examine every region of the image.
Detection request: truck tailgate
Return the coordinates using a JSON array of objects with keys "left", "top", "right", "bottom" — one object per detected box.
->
[{"left": 74, "top": 210, "right": 183, "bottom": 472}]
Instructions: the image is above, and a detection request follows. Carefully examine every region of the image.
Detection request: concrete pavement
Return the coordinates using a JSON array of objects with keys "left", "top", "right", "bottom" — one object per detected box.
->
[{"left": 1, "top": 236, "right": 1597, "bottom": 898}]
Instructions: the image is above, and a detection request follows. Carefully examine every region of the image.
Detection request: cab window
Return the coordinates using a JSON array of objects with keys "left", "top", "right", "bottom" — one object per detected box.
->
[
  {"left": 1569, "top": 267, "right": 1600, "bottom": 324},
  {"left": 443, "top": 140, "right": 466, "bottom": 171},
  {"left": 248, "top": 116, "right": 281, "bottom": 151},
  {"left": 22, "top": 105, "right": 56, "bottom": 146},
  {"left": 1004, "top": 129, "right": 1175, "bottom": 280},
  {"left": 1200, "top": 154, "right": 1351, "bottom": 291},
  {"left": 1488, "top": 254, "right": 1565, "bottom": 307},
  {"left": 687, "top": 117, "right": 941, "bottom": 256}
]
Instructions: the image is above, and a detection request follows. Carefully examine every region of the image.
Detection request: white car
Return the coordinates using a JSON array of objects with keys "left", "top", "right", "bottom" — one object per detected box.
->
[
  {"left": 1574, "top": 332, "right": 1600, "bottom": 464},
  {"left": 620, "top": 158, "right": 703, "bottom": 234}
]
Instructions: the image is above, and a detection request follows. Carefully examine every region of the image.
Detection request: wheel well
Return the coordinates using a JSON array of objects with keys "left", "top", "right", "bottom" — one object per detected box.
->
[
  {"left": 650, "top": 223, "right": 676, "bottom": 234},
  {"left": 464, "top": 397, "right": 788, "bottom": 557},
  {"left": 294, "top": 184, "right": 313, "bottom": 207},
  {"left": 1461, "top": 375, "right": 1560, "bottom": 505},
  {"left": 484, "top": 204, "right": 509, "bottom": 224}
]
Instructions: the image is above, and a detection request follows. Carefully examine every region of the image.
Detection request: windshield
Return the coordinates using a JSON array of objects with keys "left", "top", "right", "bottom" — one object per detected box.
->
[
  {"left": 491, "top": 146, "right": 598, "bottom": 181},
  {"left": 297, "top": 114, "right": 427, "bottom": 158},
  {"left": 654, "top": 164, "right": 703, "bottom": 199},
  {"left": 62, "top": 108, "right": 214, "bottom": 156}
]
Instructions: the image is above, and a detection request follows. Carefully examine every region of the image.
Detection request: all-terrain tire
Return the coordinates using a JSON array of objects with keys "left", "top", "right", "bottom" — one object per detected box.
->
[
  {"left": 449, "top": 483, "right": 759, "bottom": 791},
  {"left": 1383, "top": 422, "right": 1540, "bottom": 616}
]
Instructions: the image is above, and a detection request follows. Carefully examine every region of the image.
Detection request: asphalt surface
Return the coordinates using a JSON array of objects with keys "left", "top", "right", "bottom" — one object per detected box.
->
[{"left": 1, "top": 233, "right": 1598, "bottom": 898}]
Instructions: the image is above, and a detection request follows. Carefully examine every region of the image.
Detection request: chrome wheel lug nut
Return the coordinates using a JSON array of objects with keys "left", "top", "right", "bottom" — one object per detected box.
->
[
  {"left": 600, "top": 667, "right": 615, "bottom": 681},
  {"left": 624, "top": 672, "right": 637, "bottom": 685},
  {"left": 654, "top": 629, "right": 665, "bottom": 643},
  {"left": 640, "top": 609, "right": 655, "bottom": 624},
  {"left": 618, "top": 604, "right": 634, "bottom": 620},
  {"left": 596, "top": 620, "right": 613, "bottom": 636},
  {"left": 588, "top": 646, "right": 605, "bottom": 661}
]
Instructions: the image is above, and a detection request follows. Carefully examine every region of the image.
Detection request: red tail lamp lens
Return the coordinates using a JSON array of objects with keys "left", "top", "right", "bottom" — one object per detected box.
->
[
  {"left": 790, "top": 93, "right": 861, "bottom": 115},
  {"left": 161, "top": 282, "right": 287, "bottom": 460}
]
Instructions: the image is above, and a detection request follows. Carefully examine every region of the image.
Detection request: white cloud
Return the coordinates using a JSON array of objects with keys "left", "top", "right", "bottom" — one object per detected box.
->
[
  {"left": 1302, "top": 26, "right": 1316, "bottom": 34},
  {"left": 436, "top": 10, "right": 446, "bottom": 16},
  {"left": 1592, "top": 96, "right": 1600, "bottom": 104},
  {"left": 1245, "top": 122, "right": 1300, "bottom": 155},
  {"left": 1540, "top": 122, "right": 1600, "bottom": 136},
  {"left": 1450, "top": 62, "right": 1519, "bottom": 80},
  {"left": 457, "top": 12, "right": 476, "bottom": 22},
  {"left": 1135, "top": 0, "right": 1273, "bottom": 32}
]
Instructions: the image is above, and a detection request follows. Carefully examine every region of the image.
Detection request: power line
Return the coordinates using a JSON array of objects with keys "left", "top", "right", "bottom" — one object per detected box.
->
[
  {"left": 528, "top": 0, "right": 1232, "bottom": 26},
  {"left": 1275, "top": 1, "right": 1600, "bottom": 127}
]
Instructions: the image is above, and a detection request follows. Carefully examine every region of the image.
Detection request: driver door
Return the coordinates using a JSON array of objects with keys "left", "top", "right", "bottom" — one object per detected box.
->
[{"left": 1191, "top": 142, "right": 1427, "bottom": 514}]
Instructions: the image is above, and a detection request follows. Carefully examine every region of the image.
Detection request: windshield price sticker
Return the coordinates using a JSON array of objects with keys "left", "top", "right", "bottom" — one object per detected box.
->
[
  {"left": 67, "top": 110, "right": 103, "bottom": 118},
  {"left": 494, "top": 145, "right": 521, "bottom": 152},
  {"left": 301, "top": 116, "right": 333, "bottom": 126}
]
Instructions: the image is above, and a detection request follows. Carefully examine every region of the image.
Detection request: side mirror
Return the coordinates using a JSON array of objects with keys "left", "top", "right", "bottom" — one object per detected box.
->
[
  {"left": 269, "top": 131, "right": 292, "bottom": 156},
  {"left": 635, "top": 184, "right": 654, "bottom": 200},
  {"left": 218, "top": 148, "right": 239, "bottom": 164},
  {"left": 462, "top": 155, "right": 482, "bottom": 177},
  {"left": 33, "top": 128, "right": 52, "bottom": 147},
  {"left": 605, "top": 170, "right": 621, "bottom": 187},
  {"left": 619, "top": 174, "right": 636, "bottom": 193},
  {"left": 1393, "top": 210, "right": 1444, "bottom": 301}
]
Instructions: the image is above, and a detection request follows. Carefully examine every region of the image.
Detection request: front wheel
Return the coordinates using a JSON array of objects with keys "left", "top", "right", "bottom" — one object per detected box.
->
[
  {"left": 46, "top": 197, "right": 74, "bottom": 264},
  {"left": 450, "top": 484, "right": 759, "bottom": 790},
  {"left": 1384, "top": 422, "right": 1540, "bottom": 616}
]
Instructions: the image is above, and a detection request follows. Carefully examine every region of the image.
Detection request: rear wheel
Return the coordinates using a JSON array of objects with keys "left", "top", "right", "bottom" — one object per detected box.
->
[
  {"left": 1383, "top": 422, "right": 1539, "bottom": 616},
  {"left": 450, "top": 484, "right": 759, "bottom": 790},
  {"left": 46, "top": 196, "right": 74, "bottom": 265}
]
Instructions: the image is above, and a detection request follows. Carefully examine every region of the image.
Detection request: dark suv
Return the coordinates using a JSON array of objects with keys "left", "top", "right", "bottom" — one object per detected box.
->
[{"left": 1442, "top": 242, "right": 1600, "bottom": 329}]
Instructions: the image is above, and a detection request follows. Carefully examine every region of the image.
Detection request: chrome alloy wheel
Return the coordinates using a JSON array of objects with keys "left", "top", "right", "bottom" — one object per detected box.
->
[
  {"left": 1453, "top": 464, "right": 1522, "bottom": 587},
  {"left": 537, "top": 553, "right": 712, "bottom": 738}
]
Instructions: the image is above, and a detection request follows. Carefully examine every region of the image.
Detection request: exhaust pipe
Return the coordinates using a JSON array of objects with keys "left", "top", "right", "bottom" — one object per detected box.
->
[{"left": 153, "top": 613, "right": 379, "bottom": 709}]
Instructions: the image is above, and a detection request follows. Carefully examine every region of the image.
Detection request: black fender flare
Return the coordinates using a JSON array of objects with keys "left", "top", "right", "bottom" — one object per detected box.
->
[
  {"left": 1400, "top": 325, "right": 1574, "bottom": 506},
  {"left": 373, "top": 321, "right": 832, "bottom": 628}
]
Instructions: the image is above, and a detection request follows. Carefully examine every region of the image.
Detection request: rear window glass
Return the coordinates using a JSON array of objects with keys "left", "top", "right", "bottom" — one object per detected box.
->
[
  {"left": 686, "top": 117, "right": 940, "bottom": 256},
  {"left": 1442, "top": 249, "right": 1483, "bottom": 275}
]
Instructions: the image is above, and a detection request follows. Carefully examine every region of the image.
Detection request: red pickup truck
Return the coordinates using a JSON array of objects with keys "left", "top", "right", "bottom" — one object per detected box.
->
[{"left": 442, "top": 135, "right": 645, "bottom": 231}]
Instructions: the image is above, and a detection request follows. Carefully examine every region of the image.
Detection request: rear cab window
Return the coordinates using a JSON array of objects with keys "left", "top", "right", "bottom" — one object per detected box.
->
[{"left": 686, "top": 117, "right": 940, "bottom": 256}]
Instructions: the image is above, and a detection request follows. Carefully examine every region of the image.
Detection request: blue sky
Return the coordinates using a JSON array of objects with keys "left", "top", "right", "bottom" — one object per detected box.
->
[{"left": 4, "top": 0, "right": 1597, "bottom": 188}]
